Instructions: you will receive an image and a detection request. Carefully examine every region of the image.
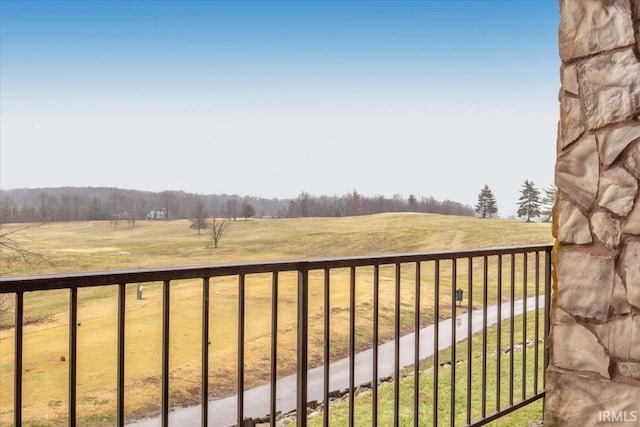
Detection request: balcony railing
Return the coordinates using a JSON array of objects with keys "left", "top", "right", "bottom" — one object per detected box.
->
[{"left": 0, "top": 244, "right": 552, "bottom": 427}]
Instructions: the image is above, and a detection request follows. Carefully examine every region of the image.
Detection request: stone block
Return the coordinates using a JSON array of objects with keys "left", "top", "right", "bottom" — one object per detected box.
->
[
  {"left": 579, "top": 49, "right": 640, "bottom": 129},
  {"left": 562, "top": 64, "right": 579, "bottom": 95},
  {"left": 597, "top": 166, "right": 638, "bottom": 216},
  {"left": 557, "top": 195, "right": 592, "bottom": 244},
  {"left": 591, "top": 211, "right": 621, "bottom": 249},
  {"left": 593, "top": 315, "right": 640, "bottom": 361},
  {"left": 545, "top": 368, "right": 640, "bottom": 426},
  {"left": 557, "top": 249, "right": 614, "bottom": 322},
  {"left": 552, "top": 323, "right": 610, "bottom": 378},
  {"left": 612, "top": 274, "right": 631, "bottom": 315},
  {"left": 624, "top": 142, "right": 640, "bottom": 178},
  {"left": 553, "top": 307, "right": 577, "bottom": 326},
  {"left": 559, "top": 0, "right": 635, "bottom": 60},
  {"left": 616, "top": 361, "right": 640, "bottom": 380},
  {"left": 634, "top": 0, "right": 640, "bottom": 52},
  {"left": 624, "top": 242, "right": 640, "bottom": 308},
  {"left": 598, "top": 124, "right": 640, "bottom": 167},
  {"left": 623, "top": 200, "right": 640, "bottom": 235},
  {"left": 556, "top": 136, "right": 599, "bottom": 210},
  {"left": 558, "top": 95, "right": 584, "bottom": 150}
]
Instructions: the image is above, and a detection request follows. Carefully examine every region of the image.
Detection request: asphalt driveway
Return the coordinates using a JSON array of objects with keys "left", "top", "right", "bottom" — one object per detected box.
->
[{"left": 129, "top": 295, "right": 544, "bottom": 427}]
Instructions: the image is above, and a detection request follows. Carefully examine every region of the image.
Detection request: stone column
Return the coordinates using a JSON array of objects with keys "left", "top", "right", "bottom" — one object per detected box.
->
[{"left": 545, "top": 0, "right": 640, "bottom": 425}]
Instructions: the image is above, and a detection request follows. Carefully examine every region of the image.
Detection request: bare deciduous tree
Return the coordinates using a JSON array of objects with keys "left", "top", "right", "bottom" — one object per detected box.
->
[
  {"left": 210, "top": 216, "right": 229, "bottom": 248},
  {"left": 36, "top": 192, "right": 54, "bottom": 223},
  {"left": 126, "top": 196, "right": 147, "bottom": 228},
  {"left": 190, "top": 195, "right": 207, "bottom": 235},
  {"left": 226, "top": 199, "right": 238, "bottom": 221},
  {"left": 0, "top": 223, "right": 47, "bottom": 321},
  {"left": 0, "top": 224, "right": 45, "bottom": 266},
  {"left": 109, "top": 191, "right": 126, "bottom": 229}
]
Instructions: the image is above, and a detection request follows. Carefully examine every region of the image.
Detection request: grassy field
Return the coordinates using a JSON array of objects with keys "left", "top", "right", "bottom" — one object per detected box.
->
[{"left": 0, "top": 214, "right": 552, "bottom": 426}]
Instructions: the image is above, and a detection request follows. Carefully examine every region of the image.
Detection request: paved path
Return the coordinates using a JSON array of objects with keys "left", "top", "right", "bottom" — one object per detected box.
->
[{"left": 129, "top": 296, "right": 544, "bottom": 427}]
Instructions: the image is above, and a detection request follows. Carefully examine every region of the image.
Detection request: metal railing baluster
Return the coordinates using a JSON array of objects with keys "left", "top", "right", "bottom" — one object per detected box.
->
[
  {"left": 323, "top": 269, "right": 330, "bottom": 427},
  {"left": 349, "top": 266, "right": 356, "bottom": 427},
  {"left": 522, "top": 254, "right": 528, "bottom": 400},
  {"left": 394, "top": 263, "right": 401, "bottom": 427},
  {"left": 509, "top": 254, "right": 515, "bottom": 407},
  {"left": 534, "top": 252, "right": 540, "bottom": 396},
  {"left": 117, "top": 283, "right": 126, "bottom": 427},
  {"left": 414, "top": 262, "right": 421, "bottom": 427},
  {"left": 201, "top": 277, "right": 210, "bottom": 427},
  {"left": 450, "top": 259, "right": 457, "bottom": 427},
  {"left": 467, "top": 257, "right": 473, "bottom": 425},
  {"left": 162, "top": 280, "right": 170, "bottom": 427},
  {"left": 69, "top": 287, "right": 78, "bottom": 427},
  {"left": 238, "top": 274, "right": 245, "bottom": 427},
  {"left": 482, "top": 256, "right": 489, "bottom": 419},
  {"left": 271, "top": 272, "right": 279, "bottom": 427},
  {"left": 296, "top": 269, "right": 309, "bottom": 427},
  {"left": 433, "top": 260, "right": 440, "bottom": 427},
  {"left": 496, "top": 255, "right": 502, "bottom": 413},
  {"left": 372, "top": 264, "right": 380, "bottom": 427},
  {"left": 14, "top": 291, "right": 24, "bottom": 427}
]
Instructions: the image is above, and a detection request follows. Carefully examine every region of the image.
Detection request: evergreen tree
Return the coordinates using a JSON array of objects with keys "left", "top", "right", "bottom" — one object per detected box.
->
[
  {"left": 241, "top": 201, "right": 256, "bottom": 220},
  {"left": 475, "top": 185, "right": 498, "bottom": 218},
  {"left": 540, "top": 185, "right": 556, "bottom": 222},
  {"left": 517, "top": 180, "right": 541, "bottom": 222},
  {"left": 408, "top": 194, "right": 418, "bottom": 212}
]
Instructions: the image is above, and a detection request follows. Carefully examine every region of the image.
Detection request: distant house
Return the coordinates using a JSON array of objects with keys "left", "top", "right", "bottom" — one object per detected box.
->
[{"left": 147, "top": 209, "right": 168, "bottom": 220}]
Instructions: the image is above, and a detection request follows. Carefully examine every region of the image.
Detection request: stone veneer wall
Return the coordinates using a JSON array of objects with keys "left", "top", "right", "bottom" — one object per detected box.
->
[{"left": 545, "top": 0, "right": 640, "bottom": 425}]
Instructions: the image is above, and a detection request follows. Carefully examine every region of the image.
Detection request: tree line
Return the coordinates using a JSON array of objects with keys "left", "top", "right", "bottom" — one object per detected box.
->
[
  {"left": 475, "top": 181, "right": 556, "bottom": 222},
  {"left": 276, "top": 190, "right": 474, "bottom": 218},
  {"left": 0, "top": 187, "right": 475, "bottom": 225}
]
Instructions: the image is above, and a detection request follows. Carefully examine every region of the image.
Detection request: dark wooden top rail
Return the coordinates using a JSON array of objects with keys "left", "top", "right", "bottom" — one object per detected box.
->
[{"left": 0, "top": 244, "right": 553, "bottom": 293}]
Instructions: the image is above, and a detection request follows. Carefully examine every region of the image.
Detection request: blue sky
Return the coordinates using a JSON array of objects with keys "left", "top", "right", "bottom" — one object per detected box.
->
[{"left": 0, "top": 0, "right": 560, "bottom": 217}]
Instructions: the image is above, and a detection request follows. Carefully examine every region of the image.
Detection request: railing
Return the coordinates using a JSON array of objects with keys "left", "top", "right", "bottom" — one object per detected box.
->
[{"left": 0, "top": 244, "right": 552, "bottom": 427}]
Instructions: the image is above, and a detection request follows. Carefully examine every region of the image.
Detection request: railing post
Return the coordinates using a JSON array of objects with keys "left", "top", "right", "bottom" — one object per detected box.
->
[
  {"left": 201, "top": 277, "right": 210, "bottom": 427},
  {"left": 496, "top": 255, "right": 503, "bottom": 413},
  {"left": 323, "top": 269, "right": 330, "bottom": 427},
  {"left": 69, "top": 287, "right": 78, "bottom": 427},
  {"left": 162, "top": 280, "right": 170, "bottom": 427},
  {"left": 450, "top": 259, "right": 458, "bottom": 427},
  {"left": 394, "top": 263, "right": 401, "bottom": 427},
  {"left": 522, "top": 253, "right": 528, "bottom": 400},
  {"left": 117, "top": 283, "right": 126, "bottom": 427},
  {"left": 349, "top": 266, "right": 356, "bottom": 427},
  {"left": 238, "top": 274, "right": 246, "bottom": 427},
  {"left": 466, "top": 257, "right": 473, "bottom": 425},
  {"left": 372, "top": 264, "right": 380, "bottom": 427},
  {"left": 296, "top": 268, "right": 309, "bottom": 427},
  {"left": 509, "top": 254, "right": 516, "bottom": 406},
  {"left": 271, "top": 272, "right": 279, "bottom": 427},
  {"left": 414, "top": 262, "right": 421, "bottom": 427},
  {"left": 14, "top": 291, "right": 24, "bottom": 427},
  {"left": 482, "top": 256, "right": 489, "bottom": 419},
  {"left": 433, "top": 260, "right": 440, "bottom": 427}
]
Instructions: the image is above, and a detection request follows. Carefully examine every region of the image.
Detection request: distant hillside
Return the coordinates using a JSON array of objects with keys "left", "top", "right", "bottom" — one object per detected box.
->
[{"left": 0, "top": 187, "right": 474, "bottom": 223}]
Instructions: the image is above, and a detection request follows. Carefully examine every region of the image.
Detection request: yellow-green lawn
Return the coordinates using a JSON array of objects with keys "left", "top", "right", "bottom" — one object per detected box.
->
[{"left": 0, "top": 214, "right": 551, "bottom": 426}]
